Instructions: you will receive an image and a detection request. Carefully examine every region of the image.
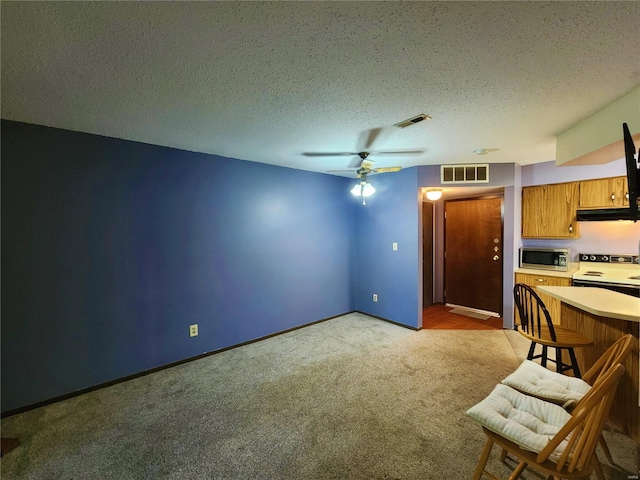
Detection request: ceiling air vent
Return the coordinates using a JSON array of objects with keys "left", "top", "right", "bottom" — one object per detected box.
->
[
  {"left": 394, "top": 114, "right": 431, "bottom": 128},
  {"left": 441, "top": 164, "right": 489, "bottom": 184}
]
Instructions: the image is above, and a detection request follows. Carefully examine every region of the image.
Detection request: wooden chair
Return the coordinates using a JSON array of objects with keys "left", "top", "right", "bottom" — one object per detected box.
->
[
  {"left": 468, "top": 363, "right": 625, "bottom": 480},
  {"left": 501, "top": 333, "right": 633, "bottom": 465},
  {"left": 513, "top": 283, "right": 592, "bottom": 378}
]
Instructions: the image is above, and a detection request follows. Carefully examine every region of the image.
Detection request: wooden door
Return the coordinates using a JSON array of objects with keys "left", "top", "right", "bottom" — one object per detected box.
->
[
  {"left": 445, "top": 197, "right": 502, "bottom": 315},
  {"left": 422, "top": 201, "right": 434, "bottom": 308}
]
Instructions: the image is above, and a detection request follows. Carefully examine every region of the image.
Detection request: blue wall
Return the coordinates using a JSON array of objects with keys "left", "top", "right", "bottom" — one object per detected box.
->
[
  {"left": 354, "top": 168, "right": 421, "bottom": 328},
  {"left": 1, "top": 120, "right": 356, "bottom": 412}
]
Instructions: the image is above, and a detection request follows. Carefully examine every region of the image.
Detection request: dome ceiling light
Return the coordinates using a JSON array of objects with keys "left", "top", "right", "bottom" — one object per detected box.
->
[{"left": 425, "top": 189, "right": 443, "bottom": 201}]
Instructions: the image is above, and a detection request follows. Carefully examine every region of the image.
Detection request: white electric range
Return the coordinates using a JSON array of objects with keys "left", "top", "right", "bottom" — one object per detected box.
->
[{"left": 572, "top": 253, "right": 640, "bottom": 297}]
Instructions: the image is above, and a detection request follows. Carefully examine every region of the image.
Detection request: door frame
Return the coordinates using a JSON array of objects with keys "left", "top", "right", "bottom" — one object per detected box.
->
[
  {"left": 442, "top": 193, "right": 505, "bottom": 316},
  {"left": 422, "top": 200, "right": 435, "bottom": 309}
]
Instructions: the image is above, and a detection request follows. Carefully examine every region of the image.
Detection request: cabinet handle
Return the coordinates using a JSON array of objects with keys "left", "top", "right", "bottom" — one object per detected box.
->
[
  {"left": 535, "top": 278, "right": 547, "bottom": 282},
  {"left": 611, "top": 193, "right": 616, "bottom": 203},
  {"left": 568, "top": 224, "right": 573, "bottom": 233},
  {"left": 627, "top": 192, "right": 630, "bottom": 200}
]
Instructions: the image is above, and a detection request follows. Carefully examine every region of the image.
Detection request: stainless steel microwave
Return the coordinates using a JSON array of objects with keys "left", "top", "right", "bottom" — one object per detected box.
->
[{"left": 519, "top": 248, "right": 570, "bottom": 271}]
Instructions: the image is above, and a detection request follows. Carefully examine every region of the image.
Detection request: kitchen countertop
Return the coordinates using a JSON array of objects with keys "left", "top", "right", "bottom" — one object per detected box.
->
[{"left": 538, "top": 286, "right": 640, "bottom": 323}]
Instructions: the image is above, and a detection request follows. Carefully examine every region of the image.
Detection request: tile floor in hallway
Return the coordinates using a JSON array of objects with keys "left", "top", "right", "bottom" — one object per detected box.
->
[{"left": 422, "top": 304, "right": 503, "bottom": 330}]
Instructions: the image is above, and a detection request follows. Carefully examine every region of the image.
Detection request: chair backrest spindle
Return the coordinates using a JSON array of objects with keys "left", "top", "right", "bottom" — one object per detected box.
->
[{"left": 514, "top": 283, "right": 557, "bottom": 342}]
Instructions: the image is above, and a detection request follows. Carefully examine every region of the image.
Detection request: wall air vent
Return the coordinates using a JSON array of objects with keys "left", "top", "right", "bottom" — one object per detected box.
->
[
  {"left": 441, "top": 164, "right": 489, "bottom": 184},
  {"left": 394, "top": 114, "right": 431, "bottom": 128}
]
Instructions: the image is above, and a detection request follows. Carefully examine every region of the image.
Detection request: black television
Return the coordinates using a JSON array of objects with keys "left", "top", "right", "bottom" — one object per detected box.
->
[{"left": 623, "top": 122, "right": 639, "bottom": 222}]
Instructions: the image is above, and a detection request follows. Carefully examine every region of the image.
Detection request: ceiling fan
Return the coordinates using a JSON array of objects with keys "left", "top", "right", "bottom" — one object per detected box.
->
[
  {"left": 302, "top": 149, "right": 423, "bottom": 159},
  {"left": 329, "top": 152, "right": 403, "bottom": 205},
  {"left": 326, "top": 151, "right": 402, "bottom": 176},
  {"left": 302, "top": 126, "right": 423, "bottom": 167},
  {"left": 302, "top": 127, "right": 423, "bottom": 204}
]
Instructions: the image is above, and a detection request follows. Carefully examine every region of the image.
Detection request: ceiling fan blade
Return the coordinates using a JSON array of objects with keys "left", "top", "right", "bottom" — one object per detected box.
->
[
  {"left": 302, "top": 152, "right": 357, "bottom": 157},
  {"left": 373, "top": 166, "right": 402, "bottom": 173},
  {"left": 370, "top": 150, "right": 424, "bottom": 156},
  {"left": 357, "top": 127, "right": 384, "bottom": 151},
  {"left": 327, "top": 169, "right": 358, "bottom": 173}
]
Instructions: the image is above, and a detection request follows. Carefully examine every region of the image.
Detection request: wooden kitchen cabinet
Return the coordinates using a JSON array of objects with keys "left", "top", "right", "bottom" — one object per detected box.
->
[
  {"left": 522, "top": 182, "right": 580, "bottom": 238},
  {"left": 514, "top": 273, "right": 572, "bottom": 325},
  {"left": 579, "top": 176, "right": 628, "bottom": 208}
]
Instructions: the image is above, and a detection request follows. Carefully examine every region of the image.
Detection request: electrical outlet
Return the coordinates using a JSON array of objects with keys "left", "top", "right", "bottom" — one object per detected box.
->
[
  {"left": 189, "top": 324, "right": 198, "bottom": 337},
  {"left": 392, "top": 242, "right": 398, "bottom": 251},
  {"left": 373, "top": 294, "right": 378, "bottom": 302}
]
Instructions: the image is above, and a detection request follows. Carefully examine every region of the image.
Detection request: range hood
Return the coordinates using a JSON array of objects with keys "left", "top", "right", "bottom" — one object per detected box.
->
[{"left": 576, "top": 207, "right": 633, "bottom": 222}]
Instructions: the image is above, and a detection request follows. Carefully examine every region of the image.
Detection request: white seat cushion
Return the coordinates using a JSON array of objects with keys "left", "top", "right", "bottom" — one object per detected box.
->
[
  {"left": 501, "top": 360, "right": 591, "bottom": 407},
  {"left": 466, "top": 384, "right": 572, "bottom": 462}
]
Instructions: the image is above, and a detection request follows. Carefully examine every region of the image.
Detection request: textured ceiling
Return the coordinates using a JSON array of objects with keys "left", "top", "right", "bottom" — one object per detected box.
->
[{"left": 2, "top": 1, "right": 639, "bottom": 177}]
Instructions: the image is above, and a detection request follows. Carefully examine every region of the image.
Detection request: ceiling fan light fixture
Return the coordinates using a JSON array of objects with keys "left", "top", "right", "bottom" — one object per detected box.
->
[
  {"left": 352, "top": 181, "right": 376, "bottom": 205},
  {"left": 425, "top": 189, "right": 442, "bottom": 201},
  {"left": 361, "top": 182, "right": 375, "bottom": 197},
  {"left": 351, "top": 181, "right": 376, "bottom": 197}
]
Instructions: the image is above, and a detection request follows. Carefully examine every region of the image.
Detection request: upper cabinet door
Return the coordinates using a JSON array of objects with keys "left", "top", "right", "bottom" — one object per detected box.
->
[
  {"left": 579, "top": 176, "right": 627, "bottom": 208},
  {"left": 522, "top": 182, "right": 580, "bottom": 239}
]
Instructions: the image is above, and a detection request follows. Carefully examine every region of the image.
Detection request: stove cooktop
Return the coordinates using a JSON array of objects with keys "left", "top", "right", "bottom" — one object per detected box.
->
[{"left": 573, "top": 253, "right": 640, "bottom": 287}]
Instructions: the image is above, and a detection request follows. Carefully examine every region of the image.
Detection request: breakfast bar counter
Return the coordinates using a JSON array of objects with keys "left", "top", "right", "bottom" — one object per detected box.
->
[
  {"left": 537, "top": 286, "right": 639, "bottom": 322},
  {"left": 538, "top": 286, "right": 640, "bottom": 443}
]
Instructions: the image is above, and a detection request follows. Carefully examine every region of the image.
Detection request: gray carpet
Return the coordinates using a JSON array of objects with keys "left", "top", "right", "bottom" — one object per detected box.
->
[{"left": 1, "top": 313, "right": 638, "bottom": 479}]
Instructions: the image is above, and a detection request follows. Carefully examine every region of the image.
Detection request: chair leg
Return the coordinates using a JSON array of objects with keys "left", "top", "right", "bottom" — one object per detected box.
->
[
  {"left": 473, "top": 437, "right": 494, "bottom": 480},
  {"left": 500, "top": 448, "right": 508, "bottom": 462},
  {"left": 568, "top": 348, "right": 581, "bottom": 378},
  {"left": 592, "top": 454, "right": 607, "bottom": 480},
  {"left": 556, "top": 348, "right": 563, "bottom": 373},
  {"left": 527, "top": 342, "right": 536, "bottom": 361},
  {"left": 541, "top": 345, "right": 548, "bottom": 368},
  {"left": 598, "top": 433, "right": 614, "bottom": 464},
  {"left": 508, "top": 460, "right": 527, "bottom": 480}
]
